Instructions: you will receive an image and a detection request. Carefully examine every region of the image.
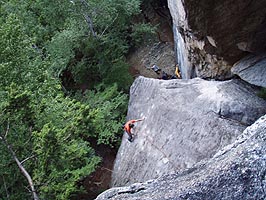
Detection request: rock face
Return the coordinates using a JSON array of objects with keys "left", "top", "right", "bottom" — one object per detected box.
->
[
  {"left": 232, "top": 53, "right": 266, "bottom": 88},
  {"left": 111, "top": 76, "right": 266, "bottom": 187},
  {"left": 168, "top": 0, "right": 266, "bottom": 79},
  {"left": 96, "top": 115, "right": 266, "bottom": 200}
]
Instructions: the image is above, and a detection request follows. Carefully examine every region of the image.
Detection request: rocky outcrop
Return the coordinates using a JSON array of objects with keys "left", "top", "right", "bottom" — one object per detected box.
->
[
  {"left": 128, "top": 42, "right": 176, "bottom": 79},
  {"left": 232, "top": 53, "right": 266, "bottom": 88},
  {"left": 96, "top": 115, "right": 266, "bottom": 200},
  {"left": 111, "top": 76, "right": 266, "bottom": 187},
  {"left": 168, "top": 0, "right": 266, "bottom": 79}
]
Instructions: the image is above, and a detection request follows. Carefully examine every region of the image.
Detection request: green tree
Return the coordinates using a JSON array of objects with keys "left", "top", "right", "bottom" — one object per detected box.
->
[
  {"left": 0, "top": 0, "right": 154, "bottom": 199},
  {"left": 1, "top": 0, "right": 73, "bottom": 46},
  {"left": 80, "top": 84, "right": 128, "bottom": 145},
  {"left": 0, "top": 12, "right": 127, "bottom": 200},
  {"left": 46, "top": 0, "right": 155, "bottom": 90}
]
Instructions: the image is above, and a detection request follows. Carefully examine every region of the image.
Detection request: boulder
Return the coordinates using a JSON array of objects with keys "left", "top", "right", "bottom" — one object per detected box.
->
[
  {"left": 96, "top": 115, "right": 266, "bottom": 200},
  {"left": 232, "top": 53, "right": 266, "bottom": 88},
  {"left": 111, "top": 76, "right": 266, "bottom": 187},
  {"left": 168, "top": 0, "right": 266, "bottom": 79}
]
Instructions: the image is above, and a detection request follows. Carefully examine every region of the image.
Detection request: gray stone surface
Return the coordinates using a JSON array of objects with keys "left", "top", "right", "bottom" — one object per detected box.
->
[
  {"left": 168, "top": 0, "right": 266, "bottom": 79},
  {"left": 232, "top": 53, "right": 266, "bottom": 87},
  {"left": 96, "top": 115, "right": 266, "bottom": 200},
  {"left": 111, "top": 76, "right": 266, "bottom": 187}
]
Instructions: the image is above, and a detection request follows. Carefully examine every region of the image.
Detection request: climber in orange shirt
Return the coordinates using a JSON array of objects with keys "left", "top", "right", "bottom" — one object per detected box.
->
[{"left": 123, "top": 117, "right": 145, "bottom": 142}]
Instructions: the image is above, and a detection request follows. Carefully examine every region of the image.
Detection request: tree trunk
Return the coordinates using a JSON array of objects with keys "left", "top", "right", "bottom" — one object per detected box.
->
[{"left": 0, "top": 129, "right": 40, "bottom": 200}]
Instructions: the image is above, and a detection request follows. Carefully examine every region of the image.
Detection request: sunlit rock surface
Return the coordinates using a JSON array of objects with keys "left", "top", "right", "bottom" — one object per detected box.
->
[
  {"left": 96, "top": 114, "right": 266, "bottom": 200},
  {"left": 111, "top": 76, "right": 266, "bottom": 187}
]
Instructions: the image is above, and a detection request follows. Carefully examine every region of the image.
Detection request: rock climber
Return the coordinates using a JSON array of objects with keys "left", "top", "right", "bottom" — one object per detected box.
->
[
  {"left": 123, "top": 117, "right": 145, "bottom": 142},
  {"left": 175, "top": 64, "right": 181, "bottom": 78}
]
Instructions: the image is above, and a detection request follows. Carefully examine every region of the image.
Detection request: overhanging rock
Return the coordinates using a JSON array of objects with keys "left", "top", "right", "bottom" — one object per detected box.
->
[{"left": 168, "top": 0, "right": 266, "bottom": 79}]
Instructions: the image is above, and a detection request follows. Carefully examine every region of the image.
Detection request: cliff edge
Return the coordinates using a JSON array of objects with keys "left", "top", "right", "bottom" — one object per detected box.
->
[
  {"left": 96, "top": 114, "right": 266, "bottom": 200},
  {"left": 111, "top": 76, "right": 266, "bottom": 187}
]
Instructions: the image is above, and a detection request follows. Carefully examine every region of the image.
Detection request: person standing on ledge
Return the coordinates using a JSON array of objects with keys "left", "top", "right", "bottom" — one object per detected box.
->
[{"left": 123, "top": 118, "right": 145, "bottom": 142}]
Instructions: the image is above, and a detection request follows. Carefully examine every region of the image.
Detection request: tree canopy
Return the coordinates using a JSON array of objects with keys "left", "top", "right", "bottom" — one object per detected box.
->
[{"left": 0, "top": 0, "right": 154, "bottom": 199}]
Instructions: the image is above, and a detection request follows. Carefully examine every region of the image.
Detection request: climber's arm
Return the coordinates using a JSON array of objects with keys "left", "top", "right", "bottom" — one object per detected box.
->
[{"left": 135, "top": 117, "right": 145, "bottom": 122}]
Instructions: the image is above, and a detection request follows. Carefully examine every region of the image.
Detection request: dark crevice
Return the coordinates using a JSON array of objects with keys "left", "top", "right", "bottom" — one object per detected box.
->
[
  {"left": 118, "top": 187, "right": 146, "bottom": 195},
  {"left": 107, "top": 187, "right": 146, "bottom": 199}
]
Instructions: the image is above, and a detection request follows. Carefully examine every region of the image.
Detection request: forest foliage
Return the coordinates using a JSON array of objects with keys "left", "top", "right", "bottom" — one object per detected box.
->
[{"left": 0, "top": 0, "right": 155, "bottom": 199}]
